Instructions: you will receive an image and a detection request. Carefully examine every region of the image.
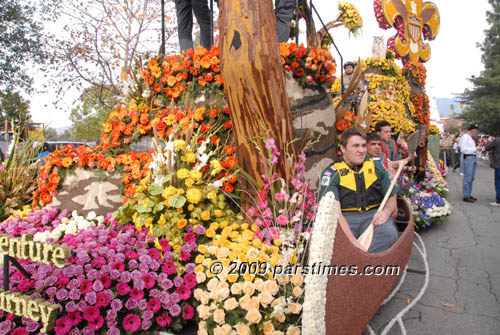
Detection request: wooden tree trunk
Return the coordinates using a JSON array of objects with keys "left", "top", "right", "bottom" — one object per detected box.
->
[{"left": 219, "top": 0, "right": 296, "bottom": 195}]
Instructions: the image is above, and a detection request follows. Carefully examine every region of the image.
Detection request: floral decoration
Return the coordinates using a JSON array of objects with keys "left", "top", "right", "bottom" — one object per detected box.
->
[
  {"left": 337, "top": 2, "right": 363, "bottom": 34},
  {"left": 141, "top": 46, "right": 223, "bottom": 104},
  {"left": 0, "top": 208, "right": 202, "bottom": 334},
  {"left": 280, "top": 43, "right": 336, "bottom": 88},
  {"left": 302, "top": 192, "right": 339, "bottom": 335}
]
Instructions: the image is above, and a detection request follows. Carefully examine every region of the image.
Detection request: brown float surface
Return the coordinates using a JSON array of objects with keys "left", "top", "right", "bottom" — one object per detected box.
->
[{"left": 325, "top": 200, "right": 414, "bottom": 334}]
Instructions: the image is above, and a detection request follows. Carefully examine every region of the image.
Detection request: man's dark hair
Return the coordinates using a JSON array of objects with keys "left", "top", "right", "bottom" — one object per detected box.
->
[
  {"left": 340, "top": 128, "right": 366, "bottom": 147},
  {"left": 374, "top": 120, "right": 391, "bottom": 132},
  {"left": 366, "top": 132, "right": 382, "bottom": 143}
]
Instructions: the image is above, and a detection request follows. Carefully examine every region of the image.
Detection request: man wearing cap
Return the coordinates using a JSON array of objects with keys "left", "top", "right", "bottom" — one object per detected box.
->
[{"left": 459, "top": 124, "right": 480, "bottom": 203}]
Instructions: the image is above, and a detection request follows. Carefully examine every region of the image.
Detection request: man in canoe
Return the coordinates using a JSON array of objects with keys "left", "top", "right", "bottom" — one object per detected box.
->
[{"left": 319, "top": 128, "right": 399, "bottom": 253}]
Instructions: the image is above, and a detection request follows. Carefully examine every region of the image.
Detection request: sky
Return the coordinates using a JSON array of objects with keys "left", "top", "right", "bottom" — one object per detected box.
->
[{"left": 29, "top": 0, "right": 491, "bottom": 129}]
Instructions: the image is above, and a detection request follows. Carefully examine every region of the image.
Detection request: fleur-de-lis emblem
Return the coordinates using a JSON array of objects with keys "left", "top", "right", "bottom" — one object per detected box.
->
[{"left": 379, "top": 0, "right": 440, "bottom": 62}]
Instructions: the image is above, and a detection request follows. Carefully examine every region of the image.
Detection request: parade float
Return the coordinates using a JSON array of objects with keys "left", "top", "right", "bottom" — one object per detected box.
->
[{"left": 0, "top": 0, "right": 450, "bottom": 334}]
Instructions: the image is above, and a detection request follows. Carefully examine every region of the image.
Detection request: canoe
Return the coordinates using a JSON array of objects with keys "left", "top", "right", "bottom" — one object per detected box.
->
[{"left": 325, "top": 197, "right": 414, "bottom": 334}]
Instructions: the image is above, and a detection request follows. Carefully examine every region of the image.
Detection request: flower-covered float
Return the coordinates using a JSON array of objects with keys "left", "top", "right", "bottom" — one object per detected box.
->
[
  {"left": 0, "top": 0, "right": 447, "bottom": 334},
  {"left": 0, "top": 40, "right": 342, "bottom": 335}
]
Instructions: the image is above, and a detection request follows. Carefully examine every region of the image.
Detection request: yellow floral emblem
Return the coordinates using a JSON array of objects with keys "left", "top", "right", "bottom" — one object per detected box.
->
[{"left": 381, "top": 0, "right": 440, "bottom": 62}]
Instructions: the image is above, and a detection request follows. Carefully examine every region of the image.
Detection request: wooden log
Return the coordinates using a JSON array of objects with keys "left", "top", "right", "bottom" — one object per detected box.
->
[{"left": 219, "top": 0, "right": 296, "bottom": 199}]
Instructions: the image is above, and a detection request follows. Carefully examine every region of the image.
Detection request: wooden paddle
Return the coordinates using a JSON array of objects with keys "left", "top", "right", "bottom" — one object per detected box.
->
[{"left": 357, "top": 130, "right": 421, "bottom": 251}]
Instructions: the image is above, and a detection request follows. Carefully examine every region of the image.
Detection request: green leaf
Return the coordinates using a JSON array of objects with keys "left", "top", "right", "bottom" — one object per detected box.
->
[
  {"left": 154, "top": 202, "right": 164, "bottom": 213},
  {"left": 161, "top": 174, "right": 173, "bottom": 185},
  {"left": 148, "top": 183, "right": 163, "bottom": 196},
  {"left": 168, "top": 194, "right": 186, "bottom": 209},
  {"left": 136, "top": 205, "right": 151, "bottom": 213}
]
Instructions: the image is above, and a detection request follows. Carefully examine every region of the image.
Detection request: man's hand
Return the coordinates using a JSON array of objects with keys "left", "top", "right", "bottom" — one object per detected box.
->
[{"left": 371, "top": 209, "right": 391, "bottom": 226}]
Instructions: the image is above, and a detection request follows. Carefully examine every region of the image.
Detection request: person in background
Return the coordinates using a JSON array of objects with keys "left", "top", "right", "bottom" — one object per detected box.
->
[
  {"left": 486, "top": 136, "right": 500, "bottom": 207},
  {"left": 375, "top": 120, "right": 398, "bottom": 167},
  {"left": 37, "top": 143, "right": 52, "bottom": 166},
  {"left": 0, "top": 147, "right": 4, "bottom": 163},
  {"left": 459, "top": 124, "right": 480, "bottom": 203},
  {"left": 274, "top": 0, "right": 298, "bottom": 42},
  {"left": 366, "top": 132, "right": 386, "bottom": 167},
  {"left": 175, "top": 0, "right": 212, "bottom": 53}
]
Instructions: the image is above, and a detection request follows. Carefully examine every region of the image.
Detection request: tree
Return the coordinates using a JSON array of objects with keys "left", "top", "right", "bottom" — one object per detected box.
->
[
  {"left": 44, "top": 127, "right": 58, "bottom": 140},
  {"left": 220, "top": 0, "right": 295, "bottom": 194},
  {"left": 70, "top": 85, "right": 115, "bottom": 141},
  {"left": 460, "top": 0, "right": 500, "bottom": 136},
  {"left": 0, "top": 0, "right": 55, "bottom": 92},
  {"left": 0, "top": 90, "right": 31, "bottom": 123},
  {"left": 50, "top": 0, "right": 178, "bottom": 98}
]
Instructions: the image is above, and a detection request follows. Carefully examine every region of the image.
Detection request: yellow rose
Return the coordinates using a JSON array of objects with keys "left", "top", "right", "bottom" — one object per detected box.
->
[
  {"left": 231, "top": 283, "right": 243, "bottom": 295},
  {"left": 228, "top": 273, "right": 239, "bottom": 283},
  {"left": 176, "top": 168, "right": 189, "bottom": 179},
  {"left": 245, "top": 308, "right": 262, "bottom": 324},
  {"left": 259, "top": 291, "right": 274, "bottom": 306},
  {"left": 223, "top": 297, "right": 239, "bottom": 311},
  {"left": 263, "top": 322, "right": 275, "bottom": 335},
  {"left": 184, "top": 178, "right": 194, "bottom": 188},
  {"left": 289, "top": 303, "right": 302, "bottom": 314},
  {"left": 207, "top": 278, "right": 219, "bottom": 291},
  {"left": 195, "top": 255, "right": 205, "bottom": 264},
  {"left": 195, "top": 265, "right": 204, "bottom": 273},
  {"left": 291, "top": 273, "right": 304, "bottom": 286},
  {"left": 207, "top": 191, "right": 217, "bottom": 200},
  {"left": 205, "top": 229, "right": 216, "bottom": 238},
  {"left": 248, "top": 297, "right": 260, "bottom": 309},
  {"left": 196, "top": 271, "right": 207, "bottom": 284},
  {"left": 213, "top": 309, "right": 225, "bottom": 324},
  {"left": 264, "top": 280, "right": 279, "bottom": 295},
  {"left": 214, "top": 209, "right": 223, "bottom": 217},
  {"left": 162, "top": 186, "right": 177, "bottom": 199},
  {"left": 199, "top": 322, "right": 208, "bottom": 335},
  {"left": 188, "top": 204, "right": 195, "bottom": 211},
  {"left": 286, "top": 326, "right": 301, "bottom": 335},
  {"left": 239, "top": 294, "right": 251, "bottom": 310},
  {"left": 216, "top": 247, "right": 231, "bottom": 260},
  {"left": 190, "top": 169, "right": 202, "bottom": 181},
  {"left": 173, "top": 139, "right": 186, "bottom": 151},
  {"left": 201, "top": 210, "right": 211, "bottom": 221},
  {"left": 198, "top": 245, "right": 208, "bottom": 254},
  {"left": 242, "top": 282, "right": 256, "bottom": 296},
  {"left": 243, "top": 273, "right": 255, "bottom": 282},
  {"left": 254, "top": 278, "right": 265, "bottom": 292},
  {"left": 235, "top": 323, "right": 251, "bottom": 335},
  {"left": 252, "top": 239, "right": 262, "bottom": 248},
  {"left": 292, "top": 286, "right": 303, "bottom": 297},
  {"left": 197, "top": 305, "right": 211, "bottom": 320},
  {"left": 186, "top": 188, "right": 202, "bottom": 204},
  {"left": 183, "top": 151, "right": 196, "bottom": 164},
  {"left": 176, "top": 219, "right": 187, "bottom": 229},
  {"left": 275, "top": 312, "right": 286, "bottom": 323}
]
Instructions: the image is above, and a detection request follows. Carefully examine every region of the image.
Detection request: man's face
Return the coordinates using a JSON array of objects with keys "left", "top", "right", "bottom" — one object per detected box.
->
[
  {"left": 366, "top": 140, "right": 381, "bottom": 158},
  {"left": 344, "top": 65, "right": 354, "bottom": 74},
  {"left": 341, "top": 135, "right": 367, "bottom": 166},
  {"left": 377, "top": 126, "right": 392, "bottom": 142},
  {"left": 470, "top": 129, "right": 478, "bottom": 137}
]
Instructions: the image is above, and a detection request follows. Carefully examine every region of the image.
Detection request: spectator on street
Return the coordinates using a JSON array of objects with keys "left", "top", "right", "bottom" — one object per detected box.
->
[
  {"left": 459, "top": 124, "right": 480, "bottom": 203},
  {"left": 486, "top": 136, "right": 500, "bottom": 207}
]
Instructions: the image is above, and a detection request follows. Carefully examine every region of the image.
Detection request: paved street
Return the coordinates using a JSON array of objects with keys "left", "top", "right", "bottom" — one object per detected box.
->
[{"left": 371, "top": 159, "right": 500, "bottom": 334}]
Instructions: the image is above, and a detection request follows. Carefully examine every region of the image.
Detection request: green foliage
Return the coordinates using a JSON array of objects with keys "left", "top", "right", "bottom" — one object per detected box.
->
[
  {"left": 0, "top": 90, "right": 31, "bottom": 123},
  {"left": 460, "top": 0, "right": 500, "bottom": 136},
  {"left": 0, "top": 0, "right": 52, "bottom": 92},
  {"left": 70, "top": 85, "right": 115, "bottom": 141},
  {"left": 0, "top": 123, "right": 40, "bottom": 221}
]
